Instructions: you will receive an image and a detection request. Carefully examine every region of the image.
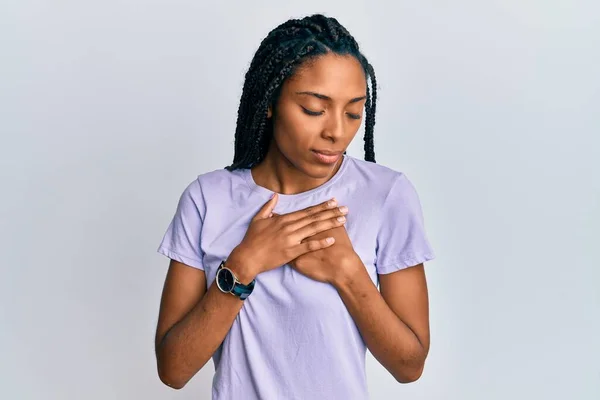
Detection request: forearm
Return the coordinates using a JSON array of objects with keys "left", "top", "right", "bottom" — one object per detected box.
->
[
  {"left": 334, "top": 262, "right": 427, "bottom": 383},
  {"left": 157, "top": 280, "right": 244, "bottom": 388},
  {"left": 157, "top": 255, "right": 256, "bottom": 389}
]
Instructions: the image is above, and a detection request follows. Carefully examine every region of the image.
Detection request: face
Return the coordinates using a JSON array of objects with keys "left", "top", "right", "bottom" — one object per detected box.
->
[{"left": 268, "top": 53, "right": 367, "bottom": 178}]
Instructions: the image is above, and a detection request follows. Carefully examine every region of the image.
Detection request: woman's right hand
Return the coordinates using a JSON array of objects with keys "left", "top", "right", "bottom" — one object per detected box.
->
[{"left": 226, "top": 193, "right": 348, "bottom": 282}]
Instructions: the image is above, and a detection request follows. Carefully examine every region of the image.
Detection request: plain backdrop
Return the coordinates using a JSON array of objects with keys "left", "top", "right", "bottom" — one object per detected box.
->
[{"left": 1, "top": 1, "right": 598, "bottom": 399}]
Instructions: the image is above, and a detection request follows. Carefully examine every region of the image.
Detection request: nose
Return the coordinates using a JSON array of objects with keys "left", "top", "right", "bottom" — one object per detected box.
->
[{"left": 321, "top": 112, "right": 344, "bottom": 142}]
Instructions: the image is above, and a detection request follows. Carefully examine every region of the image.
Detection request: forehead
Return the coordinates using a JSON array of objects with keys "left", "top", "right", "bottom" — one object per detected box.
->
[{"left": 285, "top": 53, "right": 367, "bottom": 99}]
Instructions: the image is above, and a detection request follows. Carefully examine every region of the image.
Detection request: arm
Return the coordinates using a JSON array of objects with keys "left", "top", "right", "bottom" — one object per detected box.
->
[
  {"left": 155, "top": 255, "right": 254, "bottom": 389},
  {"left": 156, "top": 193, "right": 345, "bottom": 388},
  {"left": 289, "top": 174, "right": 434, "bottom": 382},
  {"left": 334, "top": 258, "right": 430, "bottom": 383}
]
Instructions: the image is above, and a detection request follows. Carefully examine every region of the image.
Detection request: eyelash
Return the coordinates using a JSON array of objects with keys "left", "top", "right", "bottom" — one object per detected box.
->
[
  {"left": 301, "top": 107, "right": 323, "bottom": 116},
  {"left": 301, "top": 106, "right": 361, "bottom": 120}
]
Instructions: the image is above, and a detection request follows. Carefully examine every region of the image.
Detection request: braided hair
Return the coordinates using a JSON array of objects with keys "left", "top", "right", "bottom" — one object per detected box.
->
[{"left": 224, "top": 14, "right": 377, "bottom": 171}]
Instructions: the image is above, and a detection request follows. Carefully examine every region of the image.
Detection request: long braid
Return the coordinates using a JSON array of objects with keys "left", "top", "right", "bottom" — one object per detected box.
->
[
  {"left": 364, "top": 62, "right": 377, "bottom": 162},
  {"left": 225, "top": 14, "right": 378, "bottom": 171}
]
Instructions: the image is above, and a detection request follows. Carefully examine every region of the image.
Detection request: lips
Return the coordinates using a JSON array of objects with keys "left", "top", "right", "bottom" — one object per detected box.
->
[
  {"left": 312, "top": 150, "right": 342, "bottom": 164},
  {"left": 312, "top": 150, "right": 342, "bottom": 156}
]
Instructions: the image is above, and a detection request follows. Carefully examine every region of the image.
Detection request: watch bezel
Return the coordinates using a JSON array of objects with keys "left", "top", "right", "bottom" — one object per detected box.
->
[
  {"left": 216, "top": 265, "right": 236, "bottom": 293},
  {"left": 216, "top": 260, "right": 255, "bottom": 300}
]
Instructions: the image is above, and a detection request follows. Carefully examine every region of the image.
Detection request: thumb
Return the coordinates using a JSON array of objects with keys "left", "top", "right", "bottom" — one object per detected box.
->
[{"left": 253, "top": 193, "right": 278, "bottom": 221}]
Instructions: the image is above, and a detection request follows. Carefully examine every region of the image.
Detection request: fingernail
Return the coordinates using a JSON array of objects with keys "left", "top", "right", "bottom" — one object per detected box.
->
[
  {"left": 326, "top": 237, "right": 335, "bottom": 244},
  {"left": 328, "top": 199, "right": 337, "bottom": 207},
  {"left": 339, "top": 206, "right": 348, "bottom": 214},
  {"left": 337, "top": 216, "right": 346, "bottom": 222}
]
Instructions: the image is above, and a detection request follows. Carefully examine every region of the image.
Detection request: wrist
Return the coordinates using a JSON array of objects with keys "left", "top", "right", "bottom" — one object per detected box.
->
[
  {"left": 331, "top": 253, "right": 364, "bottom": 290},
  {"left": 226, "top": 246, "right": 259, "bottom": 285}
]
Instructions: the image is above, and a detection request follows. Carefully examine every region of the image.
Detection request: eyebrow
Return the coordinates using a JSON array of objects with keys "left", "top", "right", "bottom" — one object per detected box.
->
[{"left": 295, "top": 91, "right": 367, "bottom": 104}]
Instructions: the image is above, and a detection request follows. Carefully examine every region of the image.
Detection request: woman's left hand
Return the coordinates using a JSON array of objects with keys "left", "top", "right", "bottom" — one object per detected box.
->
[{"left": 287, "top": 222, "right": 361, "bottom": 286}]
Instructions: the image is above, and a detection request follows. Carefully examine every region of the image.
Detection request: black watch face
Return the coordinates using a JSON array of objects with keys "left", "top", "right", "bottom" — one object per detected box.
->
[{"left": 217, "top": 268, "right": 235, "bottom": 292}]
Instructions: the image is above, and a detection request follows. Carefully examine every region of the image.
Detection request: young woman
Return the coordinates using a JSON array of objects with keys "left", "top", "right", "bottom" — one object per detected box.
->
[{"left": 155, "top": 14, "right": 435, "bottom": 399}]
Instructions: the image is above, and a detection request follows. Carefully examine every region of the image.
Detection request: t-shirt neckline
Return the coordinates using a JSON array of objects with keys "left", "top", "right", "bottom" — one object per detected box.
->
[{"left": 242, "top": 154, "right": 350, "bottom": 203}]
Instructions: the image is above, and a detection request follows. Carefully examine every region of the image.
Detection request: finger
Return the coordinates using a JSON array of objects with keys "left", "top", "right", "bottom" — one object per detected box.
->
[
  {"left": 253, "top": 193, "right": 279, "bottom": 221},
  {"left": 287, "top": 206, "right": 348, "bottom": 238},
  {"left": 293, "top": 214, "right": 347, "bottom": 242},
  {"left": 281, "top": 197, "right": 338, "bottom": 223},
  {"left": 289, "top": 237, "right": 335, "bottom": 258}
]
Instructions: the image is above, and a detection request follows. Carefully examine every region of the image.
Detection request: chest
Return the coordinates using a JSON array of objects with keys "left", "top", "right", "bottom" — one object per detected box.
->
[{"left": 200, "top": 194, "right": 380, "bottom": 288}]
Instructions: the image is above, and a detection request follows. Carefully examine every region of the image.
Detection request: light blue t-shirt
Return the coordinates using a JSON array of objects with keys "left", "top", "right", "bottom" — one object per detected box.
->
[{"left": 158, "top": 154, "right": 435, "bottom": 399}]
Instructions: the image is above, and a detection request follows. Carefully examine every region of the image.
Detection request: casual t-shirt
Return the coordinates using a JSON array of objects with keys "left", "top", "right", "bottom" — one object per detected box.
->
[{"left": 157, "top": 154, "right": 436, "bottom": 400}]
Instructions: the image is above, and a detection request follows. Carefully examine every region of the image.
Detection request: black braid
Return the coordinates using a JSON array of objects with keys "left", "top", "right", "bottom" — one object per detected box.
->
[
  {"left": 225, "top": 14, "right": 378, "bottom": 171},
  {"left": 364, "top": 62, "right": 377, "bottom": 163}
]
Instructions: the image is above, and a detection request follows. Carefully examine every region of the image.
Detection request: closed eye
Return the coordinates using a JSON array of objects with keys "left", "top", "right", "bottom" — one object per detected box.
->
[
  {"left": 301, "top": 106, "right": 361, "bottom": 120},
  {"left": 301, "top": 106, "right": 323, "bottom": 116}
]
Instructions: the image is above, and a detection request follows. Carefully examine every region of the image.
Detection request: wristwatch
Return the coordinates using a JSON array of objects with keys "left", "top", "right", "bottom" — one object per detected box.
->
[{"left": 216, "top": 260, "right": 255, "bottom": 300}]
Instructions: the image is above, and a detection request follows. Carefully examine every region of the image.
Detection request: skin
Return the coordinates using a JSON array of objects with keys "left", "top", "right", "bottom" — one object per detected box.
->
[
  {"left": 155, "top": 53, "right": 430, "bottom": 389},
  {"left": 252, "top": 53, "right": 366, "bottom": 196}
]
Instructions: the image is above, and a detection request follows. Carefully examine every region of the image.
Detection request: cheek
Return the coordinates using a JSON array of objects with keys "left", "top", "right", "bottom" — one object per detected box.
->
[{"left": 274, "top": 108, "right": 320, "bottom": 147}]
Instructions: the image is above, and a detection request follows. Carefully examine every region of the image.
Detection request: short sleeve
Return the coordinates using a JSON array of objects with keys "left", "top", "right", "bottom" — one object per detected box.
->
[
  {"left": 157, "top": 179, "right": 206, "bottom": 270},
  {"left": 375, "top": 173, "right": 436, "bottom": 274}
]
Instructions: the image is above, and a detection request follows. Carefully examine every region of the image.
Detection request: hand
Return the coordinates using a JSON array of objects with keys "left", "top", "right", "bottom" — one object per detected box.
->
[
  {"left": 227, "top": 194, "right": 349, "bottom": 282},
  {"left": 286, "top": 216, "right": 361, "bottom": 286}
]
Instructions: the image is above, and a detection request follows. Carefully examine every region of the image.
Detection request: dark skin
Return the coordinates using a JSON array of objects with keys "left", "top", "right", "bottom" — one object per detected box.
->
[
  {"left": 155, "top": 53, "right": 430, "bottom": 389},
  {"left": 252, "top": 54, "right": 366, "bottom": 195}
]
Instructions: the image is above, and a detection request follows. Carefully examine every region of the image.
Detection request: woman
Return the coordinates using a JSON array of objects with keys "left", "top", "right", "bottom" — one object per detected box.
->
[{"left": 155, "top": 14, "right": 435, "bottom": 399}]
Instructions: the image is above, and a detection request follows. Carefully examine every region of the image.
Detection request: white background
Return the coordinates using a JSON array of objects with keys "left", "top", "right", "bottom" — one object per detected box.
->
[{"left": 1, "top": 1, "right": 598, "bottom": 399}]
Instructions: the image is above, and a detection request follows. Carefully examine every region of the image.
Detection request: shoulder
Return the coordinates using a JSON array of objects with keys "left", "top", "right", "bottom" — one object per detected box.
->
[
  {"left": 196, "top": 167, "right": 235, "bottom": 184},
  {"left": 185, "top": 167, "right": 246, "bottom": 193},
  {"left": 344, "top": 155, "right": 410, "bottom": 198},
  {"left": 180, "top": 167, "right": 251, "bottom": 209},
  {"left": 173, "top": 167, "right": 246, "bottom": 218}
]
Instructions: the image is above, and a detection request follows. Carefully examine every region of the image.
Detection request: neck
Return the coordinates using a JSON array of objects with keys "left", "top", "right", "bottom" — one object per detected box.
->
[{"left": 250, "top": 141, "right": 343, "bottom": 195}]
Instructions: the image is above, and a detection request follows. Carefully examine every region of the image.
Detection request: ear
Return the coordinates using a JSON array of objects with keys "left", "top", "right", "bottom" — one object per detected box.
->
[{"left": 267, "top": 105, "right": 272, "bottom": 118}]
